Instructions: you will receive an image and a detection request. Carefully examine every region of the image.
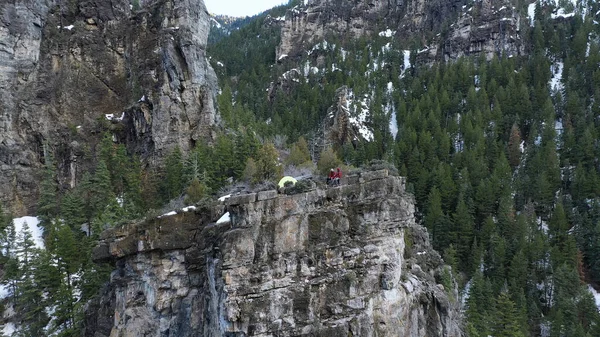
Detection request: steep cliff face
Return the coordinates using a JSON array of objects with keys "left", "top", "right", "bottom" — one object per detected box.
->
[
  {"left": 277, "top": 0, "right": 525, "bottom": 62},
  {"left": 88, "top": 171, "right": 462, "bottom": 337},
  {"left": 0, "top": 0, "right": 218, "bottom": 214}
]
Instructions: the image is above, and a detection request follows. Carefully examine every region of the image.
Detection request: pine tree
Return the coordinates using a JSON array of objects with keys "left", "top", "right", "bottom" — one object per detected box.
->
[
  {"left": 90, "top": 160, "right": 114, "bottom": 217},
  {"left": 255, "top": 142, "right": 282, "bottom": 182},
  {"left": 316, "top": 147, "right": 342, "bottom": 175},
  {"left": 286, "top": 136, "right": 312, "bottom": 166},
  {"left": 491, "top": 288, "right": 526, "bottom": 337},
  {"left": 507, "top": 123, "right": 522, "bottom": 169},
  {"left": 162, "top": 147, "right": 184, "bottom": 201}
]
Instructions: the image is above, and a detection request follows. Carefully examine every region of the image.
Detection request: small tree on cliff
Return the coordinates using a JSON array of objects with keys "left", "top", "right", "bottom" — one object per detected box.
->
[
  {"left": 254, "top": 142, "right": 282, "bottom": 182},
  {"left": 317, "top": 147, "right": 342, "bottom": 175}
]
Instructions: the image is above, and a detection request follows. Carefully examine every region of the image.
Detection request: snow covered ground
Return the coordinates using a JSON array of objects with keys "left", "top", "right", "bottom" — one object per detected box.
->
[
  {"left": 2, "top": 323, "right": 16, "bottom": 336},
  {"left": 549, "top": 62, "right": 564, "bottom": 92},
  {"left": 0, "top": 216, "right": 44, "bottom": 299},
  {"left": 13, "top": 216, "right": 44, "bottom": 249}
]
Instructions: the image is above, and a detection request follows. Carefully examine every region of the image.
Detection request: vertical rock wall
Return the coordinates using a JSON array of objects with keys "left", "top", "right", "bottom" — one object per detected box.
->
[
  {"left": 0, "top": 0, "right": 218, "bottom": 214},
  {"left": 89, "top": 171, "right": 463, "bottom": 337}
]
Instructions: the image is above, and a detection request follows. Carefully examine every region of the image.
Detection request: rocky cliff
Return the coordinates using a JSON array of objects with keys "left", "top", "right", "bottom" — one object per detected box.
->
[
  {"left": 0, "top": 0, "right": 218, "bottom": 214},
  {"left": 276, "top": 0, "right": 525, "bottom": 62},
  {"left": 87, "top": 170, "right": 463, "bottom": 337}
]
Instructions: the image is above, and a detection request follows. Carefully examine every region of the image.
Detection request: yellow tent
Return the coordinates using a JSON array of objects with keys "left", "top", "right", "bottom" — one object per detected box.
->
[{"left": 278, "top": 176, "right": 297, "bottom": 188}]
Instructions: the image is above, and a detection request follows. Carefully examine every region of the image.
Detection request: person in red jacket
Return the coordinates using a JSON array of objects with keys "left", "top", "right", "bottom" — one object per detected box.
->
[
  {"left": 334, "top": 167, "right": 342, "bottom": 186},
  {"left": 327, "top": 168, "right": 335, "bottom": 185}
]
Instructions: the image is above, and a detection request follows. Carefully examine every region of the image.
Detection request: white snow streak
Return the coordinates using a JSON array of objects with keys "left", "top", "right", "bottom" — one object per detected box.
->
[
  {"left": 217, "top": 212, "right": 231, "bottom": 224},
  {"left": 528, "top": 3, "right": 536, "bottom": 26}
]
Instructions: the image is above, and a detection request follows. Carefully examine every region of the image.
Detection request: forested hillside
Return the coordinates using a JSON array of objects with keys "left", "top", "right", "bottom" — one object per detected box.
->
[
  {"left": 2, "top": 0, "right": 600, "bottom": 335},
  {"left": 207, "top": 0, "right": 600, "bottom": 335}
]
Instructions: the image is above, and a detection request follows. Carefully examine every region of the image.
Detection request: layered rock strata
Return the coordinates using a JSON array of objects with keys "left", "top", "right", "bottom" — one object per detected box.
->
[
  {"left": 277, "top": 0, "right": 525, "bottom": 63},
  {"left": 0, "top": 0, "right": 217, "bottom": 214},
  {"left": 88, "top": 171, "right": 462, "bottom": 337}
]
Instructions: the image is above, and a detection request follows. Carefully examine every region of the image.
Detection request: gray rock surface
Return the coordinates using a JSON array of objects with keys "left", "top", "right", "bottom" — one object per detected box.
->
[
  {"left": 0, "top": 0, "right": 218, "bottom": 214},
  {"left": 276, "top": 0, "right": 525, "bottom": 63},
  {"left": 88, "top": 171, "right": 463, "bottom": 337}
]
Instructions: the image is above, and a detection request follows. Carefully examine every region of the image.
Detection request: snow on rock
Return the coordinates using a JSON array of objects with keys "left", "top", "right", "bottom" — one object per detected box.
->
[
  {"left": 555, "top": 119, "right": 563, "bottom": 136},
  {"left": 400, "top": 50, "right": 411, "bottom": 78},
  {"left": 105, "top": 112, "right": 125, "bottom": 121},
  {"left": 218, "top": 194, "right": 231, "bottom": 202},
  {"left": 552, "top": 11, "right": 575, "bottom": 19},
  {"left": 64, "top": 25, "right": 74, "bottom": 30},
  {"left": 158, "top": 211, "right": 177, "bottom": 218},
  {"left": 549, "top": 62, "right": 564, "bottom": 92},
  {"left": 347, "top": 92, "right": 374, "bottom": 141},
  {"left": 528, "top": 3, "right": 536, "bottom": 26},
  {"left": 2, "top": 323, "right": 16, "bottom": 336},
  {"left": 303, "top": 61, "right": 320, "bottom": 77},
  {"left": 519, "top": 140, "right": 525, "bottom": 153},
  {"left": 378, "top": 29, "right": 395, "bottom": 37},
  {"left": 217, "top": 212, "right": 231, "bottom": 224},
  {"left": 211, "top": 18, "right": 222, "bottom": 28},
  {"left": 13, "top": 216, "right": 44, "bottom": 249},
  {"left": 182, "top": 206, "right": 196, "bottom": 212},
  {"left": 278, "top": 54, "right": 288, "bottom": 61}
]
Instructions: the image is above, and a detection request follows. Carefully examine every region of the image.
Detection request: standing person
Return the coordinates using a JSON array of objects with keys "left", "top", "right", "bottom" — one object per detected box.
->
[
  {"left": 334, "top": 167, "right": 342, "bottom": 186},
  {"left": 327, "top": 168, "right": 335, "bottom": 185}
]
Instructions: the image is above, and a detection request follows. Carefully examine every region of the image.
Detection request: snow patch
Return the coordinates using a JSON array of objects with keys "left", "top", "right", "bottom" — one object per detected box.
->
[
  {"left": 587, "top": 284, "right": 600, "bottom": 311},
  {"left": 218, "top": 194, "right": 231, "bottom": 202},
  {"left": 278, "top": 54, "right": 288, "bottom": 61},
  {"left": 211, "top": 18, "right": 222, "bottom": 28},
  {"left": 378, "top": 29, "right": 395, "bottom": 37},
  {"left": 400, "top": 51, "right": 411, "bottom": 78},
  {"left": 13, "top": 216, "right": 44, "bottom": 249},
  {"left": 158, "top": 211, "right": 177, "bottom": 218},
  {"left": 217, "top": 212, "right": 231, "bottom": 224},
  {"left": 519, "top": 140, "right": 525, "bottom": 153},
  {"left": 105, "top": 112, "right": 125, "bottom": 121},
  {"left": 346, "top": 92, "right": 374, "bottom": 141},
  {"left": 549, "top": 62, "right": 564, "bottom": 92},
  {"left": 182, "top": 206, "right": 196, "bottom": 212},
  {"left": 2, "top": 323, "right": 16, "bottom": 336},
  {"left": 528, "top": 3, "right": 536, "bottom": 26}
]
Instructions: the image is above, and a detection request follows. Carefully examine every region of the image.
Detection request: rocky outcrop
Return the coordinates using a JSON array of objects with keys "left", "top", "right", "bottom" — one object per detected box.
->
[
  {"left": 276, "top": 0, "right": 525, "bottom": 63},
  {"left": 439, "top": 0, "right": 525, "bottom": 61},
  {"left": 0, "top": 0, "right": 218, "bottom": 214},
  {"left": 320, "top": 86, "right": 371, "bottom": 151},
  {"left": 87, "top": 171, "right": 463, "bottom": 337}
]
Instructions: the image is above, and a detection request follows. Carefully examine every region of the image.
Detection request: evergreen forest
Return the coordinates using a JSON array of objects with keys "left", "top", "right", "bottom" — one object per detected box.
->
[{"left": 2, "top": 0, "right": 600, "bottom": 336}]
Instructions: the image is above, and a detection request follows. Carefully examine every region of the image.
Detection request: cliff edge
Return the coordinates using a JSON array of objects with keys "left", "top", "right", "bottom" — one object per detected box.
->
[{"left": 87, "top": 170, "right": 463, "bottom": 337}]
